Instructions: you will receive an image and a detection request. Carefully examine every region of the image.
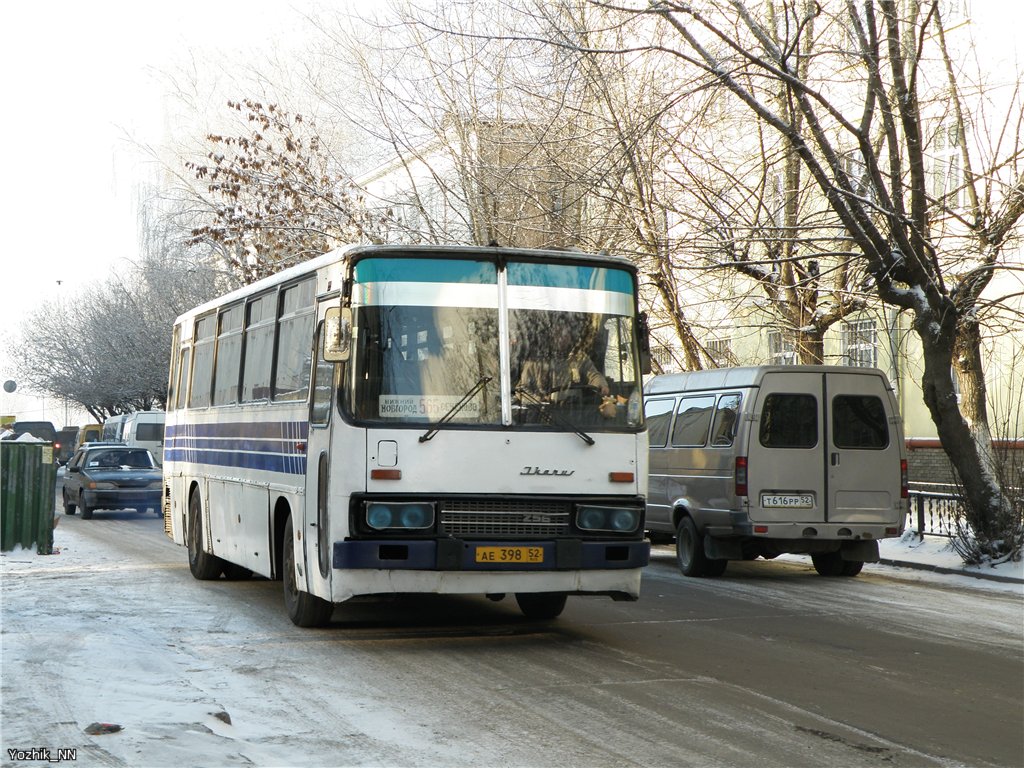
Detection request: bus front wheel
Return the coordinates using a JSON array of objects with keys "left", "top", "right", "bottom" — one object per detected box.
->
[
  {"left": 282, "top": 514, "right": 333, "bottom": 628},
  {"left": 188, "top": 492, "right": 223, "bottom": 580},
  {"left": 515, "top": 592, "right": 567, "bottom": 620}
]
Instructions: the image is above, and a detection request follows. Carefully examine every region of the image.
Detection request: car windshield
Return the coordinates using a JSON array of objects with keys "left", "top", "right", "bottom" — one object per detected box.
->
[{"left": 86, "top": 449, "right": 156, "bottom": 469}]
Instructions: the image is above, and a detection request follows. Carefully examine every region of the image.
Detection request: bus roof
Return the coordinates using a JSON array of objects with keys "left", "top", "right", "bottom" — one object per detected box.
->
[{"left": 173, "top": 244, "right": 638, "bottom": 326}]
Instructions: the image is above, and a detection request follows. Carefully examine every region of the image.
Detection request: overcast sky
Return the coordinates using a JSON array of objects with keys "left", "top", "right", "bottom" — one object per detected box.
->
[{"left": 0, "top": 1, "right": 338, "bottom": 422}]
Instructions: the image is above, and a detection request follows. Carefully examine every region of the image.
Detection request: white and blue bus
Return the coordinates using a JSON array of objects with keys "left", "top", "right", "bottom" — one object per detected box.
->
[{"left": 164, "top": 245, "right": 650, "bottom": 626}]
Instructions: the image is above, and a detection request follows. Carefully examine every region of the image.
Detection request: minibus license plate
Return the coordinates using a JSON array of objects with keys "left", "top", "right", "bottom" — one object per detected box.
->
[
  {"left": 475, "top": 546, "right": 544, "bottom": 564},
  {"left": 761, "top": 494, "right": 814, "bottom": 509}
]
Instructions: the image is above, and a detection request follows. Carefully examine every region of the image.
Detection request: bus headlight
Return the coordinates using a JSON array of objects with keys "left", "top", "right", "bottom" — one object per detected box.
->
[
  {"left": 575, "top": 505, "right": 640, "bottom": 533},
  {"left": 365, "top": 502, "right": 435, "bottom": 531}
]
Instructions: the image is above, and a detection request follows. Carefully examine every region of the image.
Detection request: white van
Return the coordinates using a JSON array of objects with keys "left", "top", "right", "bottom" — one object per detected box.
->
[
  {"left": 644, "top": 366, "right": 907, "bottom": 577},
  {"left": 122, "top": 411, "right": 166, "bottom": 463},
  {"left": 102, "top": 414, "right": 127, "bottom": 442}
]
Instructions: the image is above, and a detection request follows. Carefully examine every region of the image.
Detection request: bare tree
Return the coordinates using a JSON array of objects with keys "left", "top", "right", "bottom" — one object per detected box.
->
[
  {"left": 13, "top": 204, "right": 224, "bottom": 419},
  {"left": 185, "top": 99, "right": 389, "bottom": 284},
  {"left": 599, "top": 0, "right": 1024, "bottom": 558}
]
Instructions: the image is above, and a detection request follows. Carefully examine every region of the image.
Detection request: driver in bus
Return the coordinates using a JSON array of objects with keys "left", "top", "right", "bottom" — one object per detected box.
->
[{"left": 516, "top": 325, "right": 616, "bottom": 417}]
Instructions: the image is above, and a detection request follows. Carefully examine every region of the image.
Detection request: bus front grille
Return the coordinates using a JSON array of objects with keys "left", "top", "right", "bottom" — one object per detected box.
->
[{"left": 439, "top": 500, "right": 571, "bottom": 536}]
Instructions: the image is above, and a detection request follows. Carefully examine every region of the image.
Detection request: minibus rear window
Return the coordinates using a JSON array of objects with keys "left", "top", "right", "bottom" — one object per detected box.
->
[
  {"left": 833, "top": 395, "right": 889, "bottom": 449},
  {"left": 759, "top": 394, "right": 817, "bottom": 448}
]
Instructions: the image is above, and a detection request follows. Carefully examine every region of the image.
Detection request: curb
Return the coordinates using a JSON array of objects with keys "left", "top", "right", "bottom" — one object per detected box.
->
[{"left": 878, "top": 558, "right": 1024, "bottom": 585}]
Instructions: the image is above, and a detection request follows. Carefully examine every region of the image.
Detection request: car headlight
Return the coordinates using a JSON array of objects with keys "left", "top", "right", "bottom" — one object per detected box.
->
[
  {"left": 576, "top": 505, "right": 640, "bottom": 533},
  {"left": 87, "top": 481, "right": 117, "bottom": 490},
  {"left": 148, "top": 480, "right": 163, "bottom": 489},
  {"left": 365, "top": 502, "right": 435, "bottom": 531}
]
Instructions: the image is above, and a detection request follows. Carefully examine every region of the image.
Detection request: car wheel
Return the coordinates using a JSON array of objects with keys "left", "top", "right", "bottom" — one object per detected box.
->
[
  {"left": 79, "top": 492, "right": 93, "bottom": 520},
  {"left": 676, "top": 516, "right": 725, "bottom": 577},
  {"left": 187, "top": 492, "right": 223, "bottom": 580},
  {"left": 515, "top": 592, "right": 567, "bottom": 620},
  {"left": 840, "top": 559, "right": 864, "bottom": 577},
  {"left": 282, "top": 514, "right": 333, "bottom": 628},
  {"left": 811, "top": 551, "right": 845, "bottom": 576},
  {"left": 62, "top": 490, "right": 76, "bottom": 516}
]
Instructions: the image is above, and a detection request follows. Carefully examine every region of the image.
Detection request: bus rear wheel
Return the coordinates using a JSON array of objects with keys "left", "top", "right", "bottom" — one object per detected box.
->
[
  {"left": 282, "top": 514, "right": 333, "bottom": 628},
  {"left": 515, "top": 592, "right": 567, "bottom": 620},
  {"left": 188, "top": 491, "right": 224, "bottom": 580}
]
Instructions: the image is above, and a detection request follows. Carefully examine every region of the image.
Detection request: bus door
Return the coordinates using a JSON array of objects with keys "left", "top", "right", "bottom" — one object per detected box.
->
[{"left": 302, "top": 314, "right": 339, "bottom": 596}]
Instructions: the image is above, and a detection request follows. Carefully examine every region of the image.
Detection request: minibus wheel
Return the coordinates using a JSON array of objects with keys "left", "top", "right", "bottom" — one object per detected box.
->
[
  {"left": 840, "top": 559, "right": 864, "bottom": 577},
  {"left": 282, "top": 514, "right": 333, "bottom": 628},
  {"left": 811, "top": 551, "right": 845, "bottom": 576},
  {"left": 676, "top": 517, "right": 727, "bottom": 577}
]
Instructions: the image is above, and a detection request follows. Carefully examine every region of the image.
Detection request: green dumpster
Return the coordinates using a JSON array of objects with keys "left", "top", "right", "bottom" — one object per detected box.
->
[{"left": 1, "top": 440, "right": 57, "bottom": 554}]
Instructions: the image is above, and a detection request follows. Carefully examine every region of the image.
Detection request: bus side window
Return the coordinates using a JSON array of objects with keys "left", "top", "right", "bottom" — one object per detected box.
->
[
  {"left": 176, "top": 347, "right": 191, "bottom": 411},
  {"left": 242, "top": 294, "right": 275, "bottom": 402},
  {"left": 274, "top": 280, "right": 315, "bottom": 402},
  {"left": 189, "top": 314, "right": 217, "bottom": 409}
]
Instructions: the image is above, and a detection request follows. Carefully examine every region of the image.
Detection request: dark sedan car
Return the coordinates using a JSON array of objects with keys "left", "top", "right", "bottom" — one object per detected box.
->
[{"left": 62, "top": 444, "right": 163, "bottom": 519}]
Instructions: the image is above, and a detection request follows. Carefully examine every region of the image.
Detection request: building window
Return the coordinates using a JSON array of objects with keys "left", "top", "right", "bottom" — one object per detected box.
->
[
  {"left": 650, "top": 344, "right": 677, "bottom": 372},
  {"left": 937, "top": 0, "right": 970, "bottom": 24},
  {"left": 706, "top": 338, "right": 736, "bottom": 367},
  {"left": 931, "top": 121, "right": 965, "bottom": 210},
  {"left": 768, "top": 330, "right": 797, "bottom": 365},
  {"left": 843, "top": 319, "right": 878, "bottom": 368}
]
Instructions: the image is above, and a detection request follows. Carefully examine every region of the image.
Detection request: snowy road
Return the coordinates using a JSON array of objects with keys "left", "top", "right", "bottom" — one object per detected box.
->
[{"left": 2, "top": 510, "right": 1022, "bottom": 768}]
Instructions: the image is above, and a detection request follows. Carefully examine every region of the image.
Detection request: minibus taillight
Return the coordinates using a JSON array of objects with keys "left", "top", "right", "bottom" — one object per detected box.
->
[
  {"left": 900, "top": 459, "right": 909, "bottom": 498},
  {"left": 735, "top": 456, "right": 748, "bottom": 497}
]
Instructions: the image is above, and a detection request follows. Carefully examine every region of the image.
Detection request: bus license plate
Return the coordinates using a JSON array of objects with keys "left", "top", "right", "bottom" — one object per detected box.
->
[
  {"left": 475, "top": 546, "right": 544, "bottom": 564},
  {"left": 761, "top": 494, "right": 814, "bottom": 509}
]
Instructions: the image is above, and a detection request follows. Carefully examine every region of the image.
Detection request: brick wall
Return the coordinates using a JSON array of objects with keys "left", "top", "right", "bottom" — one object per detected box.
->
[{"left": 906, "top": 439, "right": 1023, "bottom": 490}]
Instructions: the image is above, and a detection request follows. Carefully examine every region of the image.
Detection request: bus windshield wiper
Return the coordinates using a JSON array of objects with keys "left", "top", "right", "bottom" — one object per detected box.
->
[
  {"left": 419, "top": 376, "right": 493, "bottom": 443},
  {"left": 514, "top": 388, "right": 595, "bottom": 446}
]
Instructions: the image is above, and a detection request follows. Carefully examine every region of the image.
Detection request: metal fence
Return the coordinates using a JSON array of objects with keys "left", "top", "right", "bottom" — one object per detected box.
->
[{"left": 906, "top": 488, "right": 962, "bottom": 539}]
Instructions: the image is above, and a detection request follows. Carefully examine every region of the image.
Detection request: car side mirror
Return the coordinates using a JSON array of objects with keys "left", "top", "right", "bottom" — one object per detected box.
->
[{"left": 68, "top": 465, "right": 80, "bottom": 473}]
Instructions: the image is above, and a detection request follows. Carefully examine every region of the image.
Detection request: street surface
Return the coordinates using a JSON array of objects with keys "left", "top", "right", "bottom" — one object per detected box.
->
[{"left": 2, "top": 498, "right": 1022, "bottom": 767}]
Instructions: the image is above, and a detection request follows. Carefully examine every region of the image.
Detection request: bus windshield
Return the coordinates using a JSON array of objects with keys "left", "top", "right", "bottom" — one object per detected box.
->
[{"left": 347, "top": 256, "right": 643, "bottom": 431}]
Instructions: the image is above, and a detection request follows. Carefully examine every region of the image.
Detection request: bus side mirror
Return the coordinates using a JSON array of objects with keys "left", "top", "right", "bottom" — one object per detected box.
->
[
  {"left": 324, "top": 307, "right": 352, "bottom": 362},
  {"left": 638, "top": 312, "right": 652, "bottom": 375}
]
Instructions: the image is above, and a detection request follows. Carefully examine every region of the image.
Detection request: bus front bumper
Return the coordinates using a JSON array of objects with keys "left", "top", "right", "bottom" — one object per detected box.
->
[{"left": 333, "top": 538, "right": 650, "bottom": 571}]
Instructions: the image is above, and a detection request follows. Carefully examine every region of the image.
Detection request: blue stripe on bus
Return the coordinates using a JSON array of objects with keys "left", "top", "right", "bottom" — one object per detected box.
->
[
  {"left": 506, "top": 263, "right": 634, "bottom": 294},
  {"left": 164, "top": 448, "right": 306, "bottom": 474},
  {"left": 165, "top": 421, "right": 309, "bottom": 439},
  {"left": 355, "top": 258, "right": 498, "bottom": 284},
  {"left": 164, "top": 420, "right": 309, "bottom": 475}
]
